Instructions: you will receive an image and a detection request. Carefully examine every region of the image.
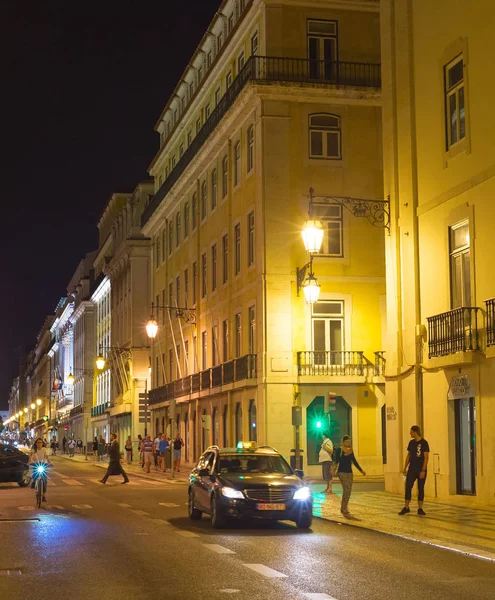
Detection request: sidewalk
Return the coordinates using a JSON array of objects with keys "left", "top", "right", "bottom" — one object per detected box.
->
[{"left": 311, "top": 483, "right": 495, "bottom": 562}]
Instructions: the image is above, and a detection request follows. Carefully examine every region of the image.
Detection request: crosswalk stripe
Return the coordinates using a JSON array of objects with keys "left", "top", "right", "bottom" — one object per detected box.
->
[
  {"left": 18, "top": 506, "right": 36, "bottom": 511},
  {"left": 203, "top": 544, "right": 236, "bottom": 555},
  {"left": 302, "top": 594, "right": 338, "bottom": 599},
  {"left": 159, "top": 502, "right": 180, "bottom": 507},
  {"left": 130, "top": 510, "right": 149, "bottom": 516},
  {"left": 243, "top": 564, "right": 288, "bottom": 578},
  {"left": 72, "top": 504, "right": 92, "bottom": 509},
  {"left": 176, "top": 531, "right": 199, "bottom": 538},
  {"left": 62, "top": 479, "right": 84, "bottom": 486},
  {"left": 117, "top": 503, "right": 132, "bottom": 508},
  {"left": 47, "top": 505, "right": 64, "bottom": 510}
]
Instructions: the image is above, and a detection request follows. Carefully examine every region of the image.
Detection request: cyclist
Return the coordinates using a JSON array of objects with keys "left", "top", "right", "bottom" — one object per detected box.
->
[{"left": 29, "top": 437, "right": 52, "bottom": 503}]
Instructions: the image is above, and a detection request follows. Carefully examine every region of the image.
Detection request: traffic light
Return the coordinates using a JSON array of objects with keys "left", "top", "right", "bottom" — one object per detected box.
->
[{"left": 315, "top": 420, "right": 322, "bottom": 430}]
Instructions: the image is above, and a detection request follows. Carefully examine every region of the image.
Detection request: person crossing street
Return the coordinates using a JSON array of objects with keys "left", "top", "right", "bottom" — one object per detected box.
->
[{"left": 99, "top": 433, "right": 129, "bottom": 484}]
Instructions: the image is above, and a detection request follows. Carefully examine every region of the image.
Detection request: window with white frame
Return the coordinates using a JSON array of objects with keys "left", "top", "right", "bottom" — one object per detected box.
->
[
  {"left": 176, "top": 275, "right": 181, "bottom": 307},
  {"left": 238, "top": 51, "right": 245, "bottom": 73},
  {"left": 222, "top": 155, "right": 228, "bottom": 198},
  {"left": 201, "top": 180, "right": 207, "bottom": 221},
  {"left": 251, "top": 31, "right": 258, "bottom": 56},
  {"left": 312, "top": 204, "right": 344, "bottom": 257},
  {"left": 179, "top": 143, "right": 184, "bottom": 158},
  {"left": 184, "top": 268, "right": 189, "bottom": 306},
  {"left": 248, "top": 305, "right": 255, "bottom": 354},
  {"left": 234, "top": 142, "right": 241, "bottom": 186},
  {"left": 211, "top": 243, "right": 217, "bottom": 292},
  {"left": 247, "top": 211, "right": 255, "bottom": 266},
  {"left": 212, "top": 325, "right": 219, "bottom": 366},
  {"left": 445, "top": 55, "right": 466, "bottom": 149},
  {"left": 309, "top": 113, "right": 341, "bottom": 159},
  {"left": 226, "top": 71, "right": 233, "bottom": 89},
  {"left": 192, "top": 262, "right": 197, "bottom": 304},
  {"left": 184, "top": 202, "right": 189, "bottom": 238},
  {"left": 211, "top": 169, "right": 218, "bottom": 210},
  {"left": 312, "top": 300, "right": 344, "bottom": 364},
  {"left": 175, "top": 212, "right": 180, "bottom": 247},
  {"left": 222, "top": 234, "right": 229, "bottom": 284},
  {"left": 247, "top": 125, "right": 254, "bottom": 172},
  {"left": 168, "top": 221, "right": 173, "bottom": 255},
  {"left": 205, "top": 103, "right": 211, "bottom": 121},
  {"left": 222, "top": 319, "right": 228, "bottom": 362},
  {"left": 307, "top": 20, "right": 338, "bottom": 80},
  {"left": 228, "top": 14, "right": 234, "bottom": 34},
  {"left": 234, "top": 223, "right": 241, "bottom": 275},
  {"left": 215, "top": 88, "right": 221, "bottom": 106},
  {"left": 202, "top": 331, "right": 208, "bottom": 369},
  {"left": 201, "top": 252, "right": 207, "bottom": 298},
  {"left": 449, "top": 220, "right": 471, "bottom": 308},
  {"left": 192, "top": 192, "right": 198, "bottom": 230},
  {"left": 187, "top": 130, "right": 192, "bottom": 146},
  {"left": 235, "top": 312, "right": 242, "bottom": 357},
  {"left": 218, "top": 32, "right": 223, "bottom": 51},
  {"left": 196, "top": 118, "right": 201, "bottom": 134}
]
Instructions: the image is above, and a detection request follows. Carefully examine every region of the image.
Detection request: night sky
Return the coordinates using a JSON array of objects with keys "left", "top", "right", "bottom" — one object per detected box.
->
[{"left": 0, "top": 0, "right": 221, "bottom": 408}]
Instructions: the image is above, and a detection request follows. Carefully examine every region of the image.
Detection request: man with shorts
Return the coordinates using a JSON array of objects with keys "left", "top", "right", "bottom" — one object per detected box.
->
[{"left": 142, "top": 434, "right": 155, "bottom": 473}]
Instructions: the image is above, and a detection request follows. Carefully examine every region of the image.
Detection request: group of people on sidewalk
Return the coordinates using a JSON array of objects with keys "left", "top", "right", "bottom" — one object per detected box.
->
[
  {"left": 319, "top": 425, "right": 429, "bottom": 517},
  {"left": 136, "top": 433, "right": 184, "bottom": 473}
]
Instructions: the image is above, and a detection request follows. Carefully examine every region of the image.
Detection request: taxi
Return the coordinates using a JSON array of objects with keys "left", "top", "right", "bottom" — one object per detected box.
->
[{"left": 188, "top": 441, "right": 312, "bottom": 529}]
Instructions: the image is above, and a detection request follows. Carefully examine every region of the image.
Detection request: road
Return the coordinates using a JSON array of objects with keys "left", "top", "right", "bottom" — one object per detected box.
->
[{"left": 0, "top": 456, "right": 494, "bottom": 600}]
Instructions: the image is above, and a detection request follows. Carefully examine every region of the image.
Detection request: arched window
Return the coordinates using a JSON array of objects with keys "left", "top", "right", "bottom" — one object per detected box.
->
[{"left": 309, "top": 113, "right": 341, "bottom": 160}]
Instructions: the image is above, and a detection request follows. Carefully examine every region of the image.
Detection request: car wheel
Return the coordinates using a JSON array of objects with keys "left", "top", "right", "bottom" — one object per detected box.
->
[
  {"left": 296, "top": 512, "right": 313, "bottom": 529},
  {"left": 188, "top": 490, "right": 202, "bottom": 520},
  {"left": 17, "top": 472, "right": 31, "bottom": 487},
  {"left": 211, "top": 496, "right": 227, "bottom": 529}
]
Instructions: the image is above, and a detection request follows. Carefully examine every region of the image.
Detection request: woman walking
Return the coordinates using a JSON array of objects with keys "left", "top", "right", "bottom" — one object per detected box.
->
[
  {"left": 334, "top": 435, "right": 366, "bottom": 516},
  {"left": 158, "top": 434, "right": 170, "bottom": 472},
  {"left": 92, "top": 437, "right": 98, "bottom": 460},
  {"left": 125, "top": 436, "right": 133, "bottom": 464},
  {"left": 318, "top": 432, "right": 334, "bottom": 494}
]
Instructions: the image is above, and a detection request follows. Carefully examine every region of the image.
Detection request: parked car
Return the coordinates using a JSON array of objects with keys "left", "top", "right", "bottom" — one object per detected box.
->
[{"left": 0, "top": 444, "right": 30, "bottom": 486}]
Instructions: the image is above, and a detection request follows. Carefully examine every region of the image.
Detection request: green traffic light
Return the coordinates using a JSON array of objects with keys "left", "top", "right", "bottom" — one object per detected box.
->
[{"left": 316, "top": 420, "right": 322, "bottom": 429}]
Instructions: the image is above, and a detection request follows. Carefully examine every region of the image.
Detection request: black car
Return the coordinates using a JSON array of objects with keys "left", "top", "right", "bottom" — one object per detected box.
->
[
  {"left": 188, "top": 442, "right": 312, "bottom": 529},
  {"left": 0, "top": 444, "right": 30, "bottom": 487}
]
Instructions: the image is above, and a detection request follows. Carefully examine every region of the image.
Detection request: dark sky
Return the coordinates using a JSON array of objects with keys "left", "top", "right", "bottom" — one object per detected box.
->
[{"left": 0, "top": 0, "right": 221, "bottom": 409}]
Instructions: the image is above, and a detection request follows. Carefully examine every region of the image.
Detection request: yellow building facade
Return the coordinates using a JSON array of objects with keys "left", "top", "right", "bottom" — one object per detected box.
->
[
  {"left": 144, "top": 0, "right": 387, "bottom": 475},
  {"left": 381, "top": 0, "right": 495, "bottom": 505}
]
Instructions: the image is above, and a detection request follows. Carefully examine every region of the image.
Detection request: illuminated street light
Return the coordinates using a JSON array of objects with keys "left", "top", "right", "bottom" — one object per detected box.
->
[
  {"left": 23, "top": 407, "right": 28, "bottom": 414},
  {"left": 301, "top": 219, "right": 324, "bottom": 253},
  {"left": 67, "top": 372, "right": 75, "bottom": 385},
  {"left": 302, "top": 272, "right": 321, "bottom": 304},
  {"left": 30, "top": 403, "right": 35, "bottom": 410},
  {"left": 146, "top": 317, "right": 159, "bottom": 339},
  {"left": 36, "top": 399, "right": 42, "bottom": 406},
  {"left": 95, "top": 355, "right": 106, "bottom": 370}
]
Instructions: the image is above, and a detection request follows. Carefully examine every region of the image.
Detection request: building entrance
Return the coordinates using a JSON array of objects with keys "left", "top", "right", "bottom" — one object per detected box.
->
[
  {"left": 306, "top": 395, "right": 351, "bottom": 465},
  {"left": 454, "top": 397, "right": 476, "bottom": 495}
]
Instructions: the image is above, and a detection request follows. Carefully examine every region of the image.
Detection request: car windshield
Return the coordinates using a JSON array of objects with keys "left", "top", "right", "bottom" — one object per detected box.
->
[{"left": 217, "top": 454, "right": 292, "bottom": 475}]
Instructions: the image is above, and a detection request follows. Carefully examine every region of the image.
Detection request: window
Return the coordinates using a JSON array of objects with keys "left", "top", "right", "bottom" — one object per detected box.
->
[
  {"left": 156, "top": 356, "right": 160, "bottom": 387},
  {"left": 235, "top": 312, "right": 242, "bottom": 357},
  {"left": 222, "top": 319, "right": 229, "bottom": 362},
  {"left": 161, "top": 290, "right": 166, "bottom": 324},
  {"left": 249, "top": 399, "right": 257, "bottom": 442},
  {"left": 184, "top": 340, "right": 189, "bottom": 374},
  {"left": 198, "top": 66, "right": 203, "bottom": 83},
  {"left": 179, "top": 143, "right": 184, "bottom": 158},
  {"left": 159, "top": 175, "right": 163, "bottom": 187},
  {"left": 222, "top": 155, "right": 228, "bottom": 198},
  {"left": 215, "top": 87, "right": 221, "bottom": 106},
  {"left": 212, "top": 325, "right": 218, "bottom": 366},
  {"left": 226, "top": 71, "right": 233, "bottom": 89},
  {"left": 192, "top": 193, "right": 198, "bottom": 230},
  {"left": 248, "top": 305, "right": 255, "bottom": 354},
  {"left": 234, "top": 142, "right": 241, "bottom": 186},
  {"left": 450, "top": 220, "right": 471, "bottom": 308},
  {"left": 176, "top": 275, "right": 181, "bottom": 307},
  {"left": 169, "top": 349, "right": 173, "bottom": 382},
  {"left": 201, "top": 252, "right": 207, "bottom": 298},
  {"left": 176, "top": 345, "right": 181, "bottom": 379},
  {"left": 247, "top": 211, "right": 255, "bottom": 266},
  {"left": 184, "top": 268, "right": 189, "bottom": 306},
  {"left": 314, "top": 204, "right": 343, "bottom": 257},
  {"left": 169, "top": 282, "right": 173, "bottom": 308},
  {"left": 222, "top": 234, "right": 229, "bottom": 284},
  {"left": 184, "top": 202, "right": 189, "bottom": 238},
  {"left": 309, "top": 114, "right": 341, "bottom": 159},
  {"left": 234, "top": 223, "right": 241, "bottom": 275},
  {"left": 192, "top": 262, "right": 197, "bottom": 304},
  {"left": 211, "top": 169, "right": 218, "bottom": 210},
  {"left": 156, "top": 235, "right": 161, "bottom": 267},
  {"left": 205, "top": 103, "right": 211, "bottom": 121},
  {"left": 172, "top": 155, "right": 176, "bottom": 168},
  {"left": 307, "top": 20, "right": 338, "bottom": 80},
  {"left": 218, "top": 32, "right": 223, "bottom": 51},
  {"left": 201, "top": 180, "right": 207, "bottom": 221},
  {"left": 247, "top": 125, "right": 254, "bottom": 172},
  {"left": 162, "top": 229, "right": 167, "bottom": 262},
  {"left": 165, "top": 166, "right": 169, "bottom": 179},
  {"left": 175, "top": 212, "right": 180, "bottom": 247},
  {"left": 196, "top": 118, "right": 201, "bottom": 135},
  {"left": 202, "top": 331, "right": 207, "bottom": 369},
  {"left": 445, "top": 55, "right": 466, "bottom": 149},
  {"left": 168, "top": 221, "right": 173, "bottom": 255},
  {"left": 238, "top": 51, "right": 245, "bottom": 72},
  {"left": 207, "top": 51, "right": 212, "bottom": 68},
  {"left": 211, "top": 244, "right": 217, "bottom": 291},
  {"left": 187, "top": 130, "right": 192, "bottom": 146},
  {"left": 312, "top": 301, "right": 344, "bottom": 363},
  {"left": 228, "top": 14, "right": 234, "bottom": 34},
  {"left": 251, "top": 31, "right": 259, "bottom": 56}
]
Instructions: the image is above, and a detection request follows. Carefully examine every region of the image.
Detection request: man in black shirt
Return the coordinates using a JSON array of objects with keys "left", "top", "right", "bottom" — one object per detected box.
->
[{"left": 398, "top": 425, "right": 429, "bottom": 516}]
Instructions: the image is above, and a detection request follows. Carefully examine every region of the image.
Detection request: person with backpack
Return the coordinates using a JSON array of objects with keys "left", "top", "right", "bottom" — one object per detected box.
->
[
  {"left": 333, "top": 435, "right": 366, "bottom": 516},
  {"left": 319, "top": 432, "right": 334, "bottom": 494}
]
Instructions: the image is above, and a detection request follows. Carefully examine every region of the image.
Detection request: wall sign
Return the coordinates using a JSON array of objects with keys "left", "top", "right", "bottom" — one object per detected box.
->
[{"left": 447, "top": 374, "right": 474, "bottom": 400}]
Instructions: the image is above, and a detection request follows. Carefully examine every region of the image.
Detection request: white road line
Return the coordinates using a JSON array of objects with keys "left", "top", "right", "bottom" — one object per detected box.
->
[
  {"left": 203, "top": 544, "right": 236, "bottom": 555},
  {"left": 141, "top": 479, "right": 164, "bottom": 485},
  {"left": 130, "top": 510, "right": 149, "bottom": 516},
  {"left": 72, "top": 504, "right": 92, "bottom": 509},
  {"left": 56, "top": 473, "right": 68, "bottom": 478},
  {"left": 62, "top": 479, "right": 84, "bottom": 486},
  {"left": 151, "top": 519, "right": 171, "bottom": 525},
  {"left": 243, "top": 564, "right": 288, "bottom": 578},
  {"left": 302, "top": 594, "right": 338, "bottom": 600},
  {"left": 17, "top": 506, "right": 36, "bottom": 511},
  {"left": 176, "top": 531, "right": 199, "bottom": 538},
  {"left": 219, "top": 591, "right": 240, "bottom": 594},
  {"left": 47, "top": 505, "right": 65, "bottom": 510},
  {"left": 159, "top": 502, "right": 180, "bottom": 507},
  {"left": 117, "top": 503, "right": 132, "bottom": 508}
]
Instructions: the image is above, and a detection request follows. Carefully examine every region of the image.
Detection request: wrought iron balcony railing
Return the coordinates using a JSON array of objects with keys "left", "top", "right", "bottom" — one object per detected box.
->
[
  {"left": 297, "top": 351, "right": 365, "bottom": 376},
  {"left": 91, "top": 402, "right": 110, "bottom": 418},
  {"left": 374, "top": 351, "right": 386, "bottom": 376},
  {"left": 149, "top": 354, "right": 256, "bottom": 405},
  {"left": 427, "top": 307, "right": 480, "bottom": 359},
  {"left": 142, "top": 55, "right": 381, "bottom": 226},
  {"left": 69, "top": 405, "right": 84, "bottom": 418},
  {"left": 486, "top": 298, "right": 495, "bottom": 347}
]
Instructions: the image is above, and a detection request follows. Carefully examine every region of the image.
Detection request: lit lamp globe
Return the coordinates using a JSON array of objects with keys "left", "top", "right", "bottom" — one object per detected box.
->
[
  {"left": 36, "top": 398, "right": 42, "bottom": 406},
  {"left": 302, "top": 219, "right": 324, "bottom": 253},
  {"left": 302, "top": 273, "right": 321, "bottom": 304},
  {"left": 23, "top": 407, "right": 28, "bottom": 414},
  {"left": 146, "top": 317, "right": 159, "bottom": 339},
  {"left": 66, "top": 372, "right": 75, "bottom": 385},
  {"left": 30, "top": 403, "right": 35, "bottom": 410},
  {"left": 96, "top": 355, "right": 106, "bottom": 370}
]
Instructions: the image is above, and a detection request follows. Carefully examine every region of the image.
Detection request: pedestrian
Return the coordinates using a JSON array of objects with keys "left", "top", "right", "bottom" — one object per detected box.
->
[
  {"left": 319, "top": 432, "right": 334, "bottom": 494},
  {"left": 68, "top": 438, "right": 76, "bottom": 457},
  {"left": 50, "top": 438, "right": 57, "bottom": 456},
  {"left": 142, "top": 434, "right": 154, "bottom": 473},
  {"left": 99, "top": 433, "right": 129, "bottom": 484},
  {"left": 173, "top": 432, "right": 184, "bottom": 473},
  {"left": 62, "top": 436, "right": 67, "bottom": 454},
  {"left": 398, "top": 425, "right": 430, "bottom": 516},
  {"left": 124, "top": 435, "right": 133, "bottom": 464},
  {"left": 158, "top": 434, "right": 170, "bottom": 472},
  {"left": 42, "top": 437, "right": 48, "bottom": 448},
  {"left": 137, "top": 434, "right": 144, "bottom": 468},
  {"left": 153, "top": 433, "right": 161, "bottom": 467},
  {"left": 333, "top": 435, "right": 366, "bottom": 516},
  {"left": 92, "top": 437, "right": 99, "bottom": 460},
  {"left": 76, "top": 438, "right": 83, "bottom": 454}
]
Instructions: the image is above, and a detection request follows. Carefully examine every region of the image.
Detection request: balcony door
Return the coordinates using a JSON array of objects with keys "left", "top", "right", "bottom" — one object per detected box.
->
[
  {"left": 312, "top": 301, "right": 344, "bottom": 366},
  {"left": 454, "top": 398, "right": 476, "bottom": 495},
  {"left": 307, "top": 20, "right": 338, "bottom": 81}
]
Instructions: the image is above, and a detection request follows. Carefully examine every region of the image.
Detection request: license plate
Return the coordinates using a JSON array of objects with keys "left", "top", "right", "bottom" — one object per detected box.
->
[{"left": 256, "top": 503, "right": 285, "bottom": 511}]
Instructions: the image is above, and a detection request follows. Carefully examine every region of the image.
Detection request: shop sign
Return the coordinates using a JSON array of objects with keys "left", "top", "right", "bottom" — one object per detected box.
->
[
  {"left": 64, "top": 425, "right": 70, "bottom": 431},
  {"left": 447, "top": 374, "right": 474, "bottom": 400}
]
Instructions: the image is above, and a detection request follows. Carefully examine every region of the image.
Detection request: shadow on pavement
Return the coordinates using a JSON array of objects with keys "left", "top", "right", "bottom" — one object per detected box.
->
[{"left": 167, "top": 516, "right": 313, "bottom": 536}]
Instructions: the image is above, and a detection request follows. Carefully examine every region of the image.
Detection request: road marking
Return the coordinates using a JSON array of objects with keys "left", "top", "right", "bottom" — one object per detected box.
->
[
  {"left": 302, "top": 595, "right": 338, "bottom": 600},
  {"left": 46, "top": 505, "right": 65, "bottom": 510},
  {"left": 219, "top": 591, "right": 240, "bottom": 594},
  {"left": 130, "top": 510, "right": 149, "bottom": 516},
  {"left": 243, "top": 564, "right": 288, "bottom": 578},
  {"left": 62, "top": 479, "right": 84, "bottom": 486},
  {"left": 0, "top": 569, "right": 23, "bottom": 577},
  {"left": 141, "top": 479, "right": 164, "bottom": 485},
  {"left": 126, "top": 480, "right": 141, "bottom": 486},
  {"left": 17, "top": 507, "right": 36, "bottom": 511},
  {"left": 56, "top": 473, "right": 68, "bottom": 479},
  {"left": 203, "top": 544, "right": 236, "bottom": 555},
  {"left": 176, "top": 531, "right": 199, "bottom": 538},
  {"left": 117, "top": 503, "right": 132, "bottom": 508},
  {"left": 159, "top": 502, "right": 180, "bottom": 507},
  {"left": 72, "top": 504, "right": 92, "bottom": 509},
  {"left": 151, "top": 519, "right": 171, "bottom": 525}
]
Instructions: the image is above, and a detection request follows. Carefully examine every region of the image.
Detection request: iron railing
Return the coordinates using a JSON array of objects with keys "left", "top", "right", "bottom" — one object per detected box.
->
[
  {"left": 142, "top": 55, "right": 381, "bottom": 226},
  {"left": 427, "top": 307, "right": 480, "bottom": 358},
  {"left": 486, "top": 299, "right": 495, "bottom": 347},
  {"left": 91, "top": 402, "right": 110, "bottom": 418},
  {"left": 297, "top": 351, "right": 365, "bottom": 376},
  {"left": 374, "top": 351, "right": 386, "bottom": 376},
  {"left": 69, "top": 405, "right": 84, "bottom": 418},
  {"left": 149, "top": 354, "right": 256, "bottom": 405}
]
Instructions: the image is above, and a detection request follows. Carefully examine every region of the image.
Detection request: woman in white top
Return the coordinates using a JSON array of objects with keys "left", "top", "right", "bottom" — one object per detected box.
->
[{"left": 29, "top": 438, "right": 52, "bottom": 502}]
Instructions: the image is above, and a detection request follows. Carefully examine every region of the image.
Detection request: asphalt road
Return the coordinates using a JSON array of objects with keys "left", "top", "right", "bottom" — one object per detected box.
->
[{"left": 0, "top": 457, "right": 494, "bottom": 600}]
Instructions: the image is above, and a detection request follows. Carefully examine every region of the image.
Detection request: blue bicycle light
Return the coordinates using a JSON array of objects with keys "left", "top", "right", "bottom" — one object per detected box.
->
[{"left": 36, "top": 465, "right": 45, "bottom": 474}]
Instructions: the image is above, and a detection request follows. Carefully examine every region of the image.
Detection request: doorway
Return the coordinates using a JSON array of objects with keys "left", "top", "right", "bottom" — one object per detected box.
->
[{"left": 454, "top": 398, "right": 476, "bottom": 495}]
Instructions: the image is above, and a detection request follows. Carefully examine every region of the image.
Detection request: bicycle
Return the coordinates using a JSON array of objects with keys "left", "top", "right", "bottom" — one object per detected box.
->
[{"left": 32, "top": 463, "right": 49, "bottom": 508}]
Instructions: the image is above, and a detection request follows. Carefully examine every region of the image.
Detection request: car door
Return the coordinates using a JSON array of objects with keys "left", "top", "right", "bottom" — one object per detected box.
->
[
  {"left": 195, "top": 452, "right": 216, "bottom": 511},
  {"left": 0, "top": 446, "right": 9, "bottom": 481}
]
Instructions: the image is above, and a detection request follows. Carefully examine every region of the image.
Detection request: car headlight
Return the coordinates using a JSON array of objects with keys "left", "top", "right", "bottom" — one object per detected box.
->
[
  {"left": 293, "top": 486, "right": 311, "bottom": 500},
  {"left": 221, "top": 486, "right": 244, "bottom": 499}
]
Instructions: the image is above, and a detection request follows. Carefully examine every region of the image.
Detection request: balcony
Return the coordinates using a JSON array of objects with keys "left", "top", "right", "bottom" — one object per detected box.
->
[
  {"left": 149, "top": 354, "right": 256, "bottom": 405},
  {"left": 486, "top": 299, "right": 495, "bottom": 347},
  {"left": 297, "top": 351, "right": 366, "bottom": 376},
  {"left": 427, "top": 307, "right": 481, "bottom": 359},
  {"left": 91, "top": 402, "right": 110, "bottom": 418},
  {"left": 142, "top": 55, "right": 381, "bottom": 226},
  {"left": 69, "top": 405, "right": 84, "bottom": 418},
  {"left": 374, "top": 351, "right": 386, "bottom": 376}
]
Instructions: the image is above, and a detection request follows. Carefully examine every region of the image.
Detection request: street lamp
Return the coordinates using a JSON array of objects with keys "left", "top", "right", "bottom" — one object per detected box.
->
[
  {"left": 36, "top": 399, "right": 42, "bottom": 407},
  {"left": 146, "top": 317, "right": 159, "bottom": 339},
  {"left": 145, "top": 303, "right": 196, "bottom": 340},
  {"left": 95, "top": 354, "right": 106, "bottom": 370},
  {"left": 66, "top": 372, "right": 75, "bottom": 385},
  {"left": 301, "top": 219, "right": 324, "bottom": 254},
  {"left": 30, "top": 403, "right": 35, "bottom": 410},
  {"left": 301, "top": 271, "right": 321, "bottom": 304}
]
